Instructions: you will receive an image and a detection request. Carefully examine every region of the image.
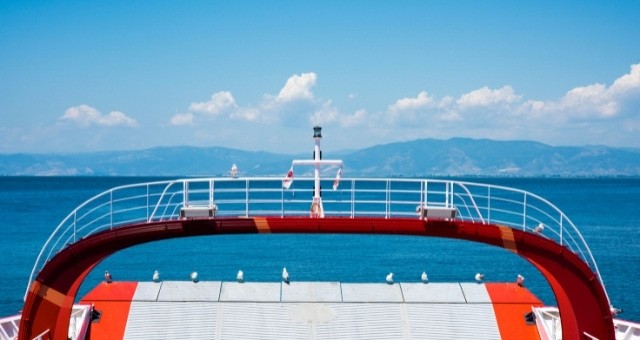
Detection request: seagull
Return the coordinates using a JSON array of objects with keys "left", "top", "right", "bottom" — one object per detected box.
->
[
  {"left": 475, "top": 273, "right": 485, "bottom": 282},
  {"left": 386, "top": 272, "right": 394, "bottom": 284},
  {"left": 237, "top": 270, "right": 244, "bottom": 283},
  {"left": 282, "top": 268, "right": 289, "bottom": 284},
  {"left": 516, "top": 274, "right": 525, "bottom": 286},
  {"left": 610, "top": 305, "right": 623, "bottom": 316},
  {"left": 533, "top": 223, "right": 545, "bottom": 234},
  {"left": 421, "top": 272, "right": 428, "bottom": 283},
  {"left": 152, "top": 270, "right": 160, "bottom": 283},
  {"left": 190, "top": 271, "right": 199, "bottom": 283},
  {"left": 104, "top": 270, "right": 113, "bottom": 284}
]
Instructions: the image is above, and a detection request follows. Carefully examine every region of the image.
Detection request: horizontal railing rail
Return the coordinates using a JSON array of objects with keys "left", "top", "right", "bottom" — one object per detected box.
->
[{"left": 25, "top": 177, "right": 607, "bottom": 304}]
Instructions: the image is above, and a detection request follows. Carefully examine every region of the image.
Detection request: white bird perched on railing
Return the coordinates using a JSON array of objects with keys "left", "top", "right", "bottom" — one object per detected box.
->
[
  {"left": 152, "top": 270, "right": 160, "bottom": 283},
  {"left": 104, "top": 270, "right": 113, "bottom": 284},
  {"left": 475, "top": 273, "right": 485, "bottom": 282},
  {"left": 386, "top": 272, "right": 394, "bottom": 284},
  {"left": 282, "top": 268, "right": 289, "bottom": 284},
  {"left": 237, "top": 270, "right": 244, "bottom": 283},
  {"left": 517, "top": 274, "right": 525, "bottom": 287},
  {"left": 533, "top": 223, "right": 545, "bottom": 234},
  {"left": 190, "top": 271, "right": 199, "bottom": 283},
  {"left": 421, "top": 272, "right": 428, "bottom": 283},
  {"left": 610, "top": 305, "right": 623, "bottom": 315}
]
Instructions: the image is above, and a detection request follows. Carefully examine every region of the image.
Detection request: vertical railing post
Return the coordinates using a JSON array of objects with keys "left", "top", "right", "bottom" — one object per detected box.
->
[
  {"left": 522, "top": 193, "right": 527, "bottom": 231},
  {"left": 146, "top": 184, "right": 150, "bottom": 222},
  {"left": 386, "top": 180, "right": 390, "bottom": 218},
  {"left": 425, "top": 180, "right": 428, "bottom": 206},
  {"left": 183, "top": 181, "right": 189, "bottom": 207},
  {"left": 245, "top": 179, "right": 250, "bottom": 217},
  {"left": 109, "top": 190, "right": 113, "bottom": 229},
  {"left": 445, "top": 181, "right": 450, "bottom": 208},
  {"left": 351, "top": 179, "right": 355, "bottom": 218},
  {"left": 487, "top": 186, "right": 491, "bottom": 225},
  {"left": 560, "top": 213, "right": 564, "bottom": 246},
  {"left": 420, "top": 180, "right": 424, "bottom": 210},
  {"left": 209, "top": 179, "right": 214, "bottom": 207},
  {"left": 281, "top": 184, "right": 285, "bottom": 217}
]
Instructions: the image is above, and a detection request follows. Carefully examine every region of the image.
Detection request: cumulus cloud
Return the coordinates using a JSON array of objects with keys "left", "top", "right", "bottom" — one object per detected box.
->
[
  {"left": 180, "top": 73, "right": 320, "bottom": 125},
  {"left": 341, "top": 109, "right": 368, "bottom": 127},
  {"left": 60, "top": 105, "right": 138, "bottom": 127},
  {"left": 374, "top": 63, "right": 640, "bottom": 147},
  {"left": 311, "top": 100, "right": 339, "bottom": 125},
  {"left": 170, "top": 113, "right": 194, "bottom": 126},
  {"left": 457, "top": 86, "right": 521, "bottom": 109},
  {"left": 162, "top": 64, "right": 640, "bottom": 150},
  {"left": 231, "top": 107, "right": 261, "bottom": 121},
  {"left": 553, "top": 64, "right": 640, "bottom": 118},
  {"left": 385, "top": 92, "right": 457, "bottom": 124},
  {"left": 276, "top": 72, "right": 317, "bottom": 102},
  {"left": 189, "top": 91, "right": 237, "bottom": 115},
  {"left": 389, "top": 91, "right": 435, "bottom": 113}
]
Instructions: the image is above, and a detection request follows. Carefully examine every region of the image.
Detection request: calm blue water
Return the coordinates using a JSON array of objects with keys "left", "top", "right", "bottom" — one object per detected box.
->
[{"left": 0, "top": 177, "right": 638, "bottom": 322}]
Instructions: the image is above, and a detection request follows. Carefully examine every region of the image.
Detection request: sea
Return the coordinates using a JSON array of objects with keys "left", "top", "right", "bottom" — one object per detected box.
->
[{"left": 0, "top": 176, "right": 639, "bottom": 323}]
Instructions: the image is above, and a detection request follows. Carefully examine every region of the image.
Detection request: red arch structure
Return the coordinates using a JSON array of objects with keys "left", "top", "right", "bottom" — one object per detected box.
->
[{"left": 19, "top": 217, "right": 614, "bottom": 340}]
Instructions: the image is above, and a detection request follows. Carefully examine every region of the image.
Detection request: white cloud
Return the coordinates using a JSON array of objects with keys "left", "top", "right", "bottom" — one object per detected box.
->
[
  {"left": 231, "top": 107, "right": 261, "bottom": 121},
  {"left": 610, "top": 63, "right": 640, "bottom": 95},
  {"left": 160, "top": 64, "right": 640, "bottom": 152},
  {"left": 189, "top": 91, "right": 237, "bottom": 115},
  {"left": 341, "top": 109, "right": 368, "bottom": 127},
  {"left": 60, "top": 105, "right": 138, "bottom": 127},
  {"left": 310, "top": 100, "right": 339, "bottom": 125},
  {"left": 554, "top": 63, "right": 640, "bottom": 118},
  {"left": 277, "top": 72, "right": 317, "bottom": 102},
  {"left": 389, "top": 91, "right": 434, "bottom": 113},
  {"left": 457, "top": 86, "right": 521, "bottom": 109},
  {"left": 170, "top": 113, "right": 194, "bottom": 126},
  {"left": 558, "top": 83, "right": 617, "bottom": 117}
]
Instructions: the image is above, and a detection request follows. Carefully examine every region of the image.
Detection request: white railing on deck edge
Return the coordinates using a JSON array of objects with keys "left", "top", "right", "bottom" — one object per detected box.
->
[
  {"left": 24, "top": 177, "right": 608, "bottom": 305},
  {"left": 533, "top": 307, "right": 640, "bottom": 340},
  {"left": 0, "top": 305, "right": 90, "bottom": 340}
]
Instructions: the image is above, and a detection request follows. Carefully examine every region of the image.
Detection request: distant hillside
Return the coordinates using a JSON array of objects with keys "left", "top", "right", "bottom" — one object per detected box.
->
[
  {"left": 1, "top": 138, "right": 639, "bottom": 176},
  {"left": 343, "top": 138, "right": 640, "bottom": 177}
]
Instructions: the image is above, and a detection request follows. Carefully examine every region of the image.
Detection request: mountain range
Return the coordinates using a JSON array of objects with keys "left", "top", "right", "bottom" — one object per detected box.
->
[{"left": 1, "top": 138, "right": 639, "bottom": 177}]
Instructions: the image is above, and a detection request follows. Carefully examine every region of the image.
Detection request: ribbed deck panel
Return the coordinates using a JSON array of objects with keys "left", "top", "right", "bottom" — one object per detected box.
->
[
  {"left": 401, "top": 282, "right": 467, "bottom": 303},
  {"left": 219, "top": 282, "right": 280, "bottom": 302},
  {"left": 124, "top": 301, "right": 216, "bottom": 339},
  {"left": 83, "top": 281, "right": 540, "bottom": 339},
  {"left": 315, "top": 303, "right": 407, "bottom": 339},
  {"left": 281, "top": 281, "right": 343, "bottom": 302},
  {"left": 218, "top": 303, "right": 309, "bottom": 339},
  {"left": 406, "top": 303, "right": 501, "bottom": 339},
  {"left": 157, "top": 281, "right": 221, "bottom": 301},
  {"left": 341, "top": 283, "right": 404, "bottom": 302}
]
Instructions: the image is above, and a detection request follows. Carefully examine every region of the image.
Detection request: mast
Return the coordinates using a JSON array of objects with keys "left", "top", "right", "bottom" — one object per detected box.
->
[
  {"left": 286, "top": 126, "right": 343, "bottom": 218},
  {"left": 312, "top": 126, "right": 322, "bottom": 204}
]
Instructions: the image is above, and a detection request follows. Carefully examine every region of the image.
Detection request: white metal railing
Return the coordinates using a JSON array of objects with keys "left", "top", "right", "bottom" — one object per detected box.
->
[
  {"left": 533, "top": 307, "right": 640, "bottom": 340},
  {"left": 0, "top": 313, "right": 19, "bottom": 340},
  {"left": 0, "top": 304, "right": 90, "bottom": 340},
  {"left": 25, "top": 177, "right": 607, "bottom": 304}
]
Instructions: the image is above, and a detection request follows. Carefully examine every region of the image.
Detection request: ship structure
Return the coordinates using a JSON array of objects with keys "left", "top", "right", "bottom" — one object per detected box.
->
[{"left": 2, "top": 127, "right": 639, "bottom": 340}]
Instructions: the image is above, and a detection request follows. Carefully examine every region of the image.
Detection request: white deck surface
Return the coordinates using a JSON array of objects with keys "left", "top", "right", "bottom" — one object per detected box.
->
[{"left": 123, "top": 281, "right": 502, "bottom": 339}]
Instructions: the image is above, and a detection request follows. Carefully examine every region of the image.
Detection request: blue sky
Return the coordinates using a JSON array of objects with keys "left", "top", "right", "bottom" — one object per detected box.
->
[{"left": 1, "top": 1, "right": 639, "bottom": 154}]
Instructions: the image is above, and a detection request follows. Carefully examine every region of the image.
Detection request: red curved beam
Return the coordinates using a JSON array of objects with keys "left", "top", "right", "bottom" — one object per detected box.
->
[{"left": 19, "top": 217, "right": 614, "bottom": 340}]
